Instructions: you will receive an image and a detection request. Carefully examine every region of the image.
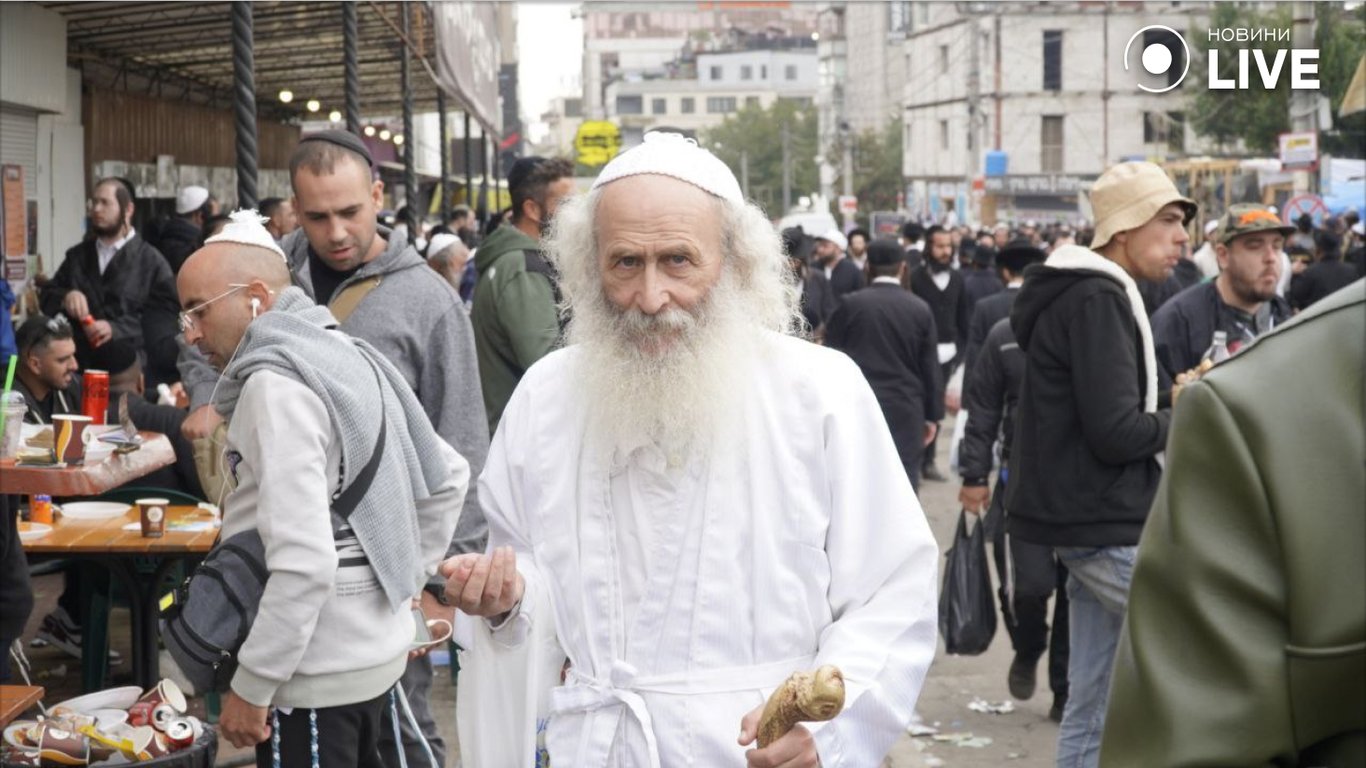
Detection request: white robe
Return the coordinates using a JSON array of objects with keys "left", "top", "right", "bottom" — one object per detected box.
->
[{"left": 469, "top": 332, "right": 939, "bottom": 766}]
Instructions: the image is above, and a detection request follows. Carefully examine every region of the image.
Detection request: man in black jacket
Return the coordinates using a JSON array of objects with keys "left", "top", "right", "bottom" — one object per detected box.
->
[
  {"left": 1008, "top": 161, "right": 1188, "bottom": 768},
  {"left": 959, "top": 312, "right": 1069, "bottom": 721},
  {"left": 158, "top": 185, "right": 218, "bottom": 274},
  {"left": 825, "top": 239, "right": 942, "bottom": 490},
  {"left": 1290, "top": 230, "right": 1357, "bottom": 310},
  {"left": 784, "top": 228, "right": 836, "bottom": 339},
  {"left": 962, "top": 239, "right": 1042, "bottom": 391},
  {"left": 814, "top": 229, "right": 864, "bottom": 301},
  {"left": 909, "top": 225, "right": 970, "bottom": 481},
  {"left": 1151, "top": 204, "right": 1293, "bottom": 386},
  {"left": 40, "top": 178, "right": 180, "bottom": 376}
]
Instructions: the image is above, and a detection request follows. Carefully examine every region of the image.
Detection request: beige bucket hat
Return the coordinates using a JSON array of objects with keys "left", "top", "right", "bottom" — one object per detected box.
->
[{"left": 1089, "top": 162, "right": 1196, "bottom": 250}]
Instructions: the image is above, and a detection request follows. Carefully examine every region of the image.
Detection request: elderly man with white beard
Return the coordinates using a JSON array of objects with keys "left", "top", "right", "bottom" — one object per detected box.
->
[{"left": 441, "top": 132, "right": 938, "bottom": 767}]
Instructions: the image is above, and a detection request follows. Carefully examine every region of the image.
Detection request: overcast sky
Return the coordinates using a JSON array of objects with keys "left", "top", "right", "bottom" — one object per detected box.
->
[{"left": 517, "top": 2, "right": 584, "bottom": 141}]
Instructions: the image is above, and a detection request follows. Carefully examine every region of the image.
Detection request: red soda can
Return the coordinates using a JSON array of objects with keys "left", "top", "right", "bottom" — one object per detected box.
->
[{"left": 82, "top": 370, "right": 109, "bottom": 425}]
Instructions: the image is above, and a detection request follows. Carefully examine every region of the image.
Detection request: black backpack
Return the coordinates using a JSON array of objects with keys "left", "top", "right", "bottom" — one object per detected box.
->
[{"left": 160, "top": 405, "right": 387, "bottom": 695}]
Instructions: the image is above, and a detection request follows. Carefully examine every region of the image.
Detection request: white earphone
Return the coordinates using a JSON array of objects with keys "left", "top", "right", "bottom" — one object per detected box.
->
[{"left": 250, "top": 297, "right": 261, "bottom": 318}]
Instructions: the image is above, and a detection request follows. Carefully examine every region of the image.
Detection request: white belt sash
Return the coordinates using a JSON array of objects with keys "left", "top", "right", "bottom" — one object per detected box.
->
[{"left": 549, "top": 654, "right": 817, "bottom": 768}]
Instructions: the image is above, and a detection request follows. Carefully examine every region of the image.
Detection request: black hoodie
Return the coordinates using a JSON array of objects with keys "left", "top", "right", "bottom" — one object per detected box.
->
[{"left": 1006, "top": 260, "right": 1171, "bottom": 547}]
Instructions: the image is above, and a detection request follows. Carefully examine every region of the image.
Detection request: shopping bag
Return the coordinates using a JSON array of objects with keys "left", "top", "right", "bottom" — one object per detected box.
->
[{"left": 938, "top": 510, "right": 997, "bottom": 655}]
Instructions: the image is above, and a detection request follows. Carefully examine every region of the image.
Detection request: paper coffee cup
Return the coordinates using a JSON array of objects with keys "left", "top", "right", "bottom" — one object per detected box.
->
[{"left": 137, "top": 498, "right": 169, "bottom": 538}]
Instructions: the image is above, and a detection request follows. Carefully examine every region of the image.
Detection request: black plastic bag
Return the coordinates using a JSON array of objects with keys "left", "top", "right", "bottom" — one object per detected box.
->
[{"left": 938, "top": 510, "right": 997, "bottom": 655}]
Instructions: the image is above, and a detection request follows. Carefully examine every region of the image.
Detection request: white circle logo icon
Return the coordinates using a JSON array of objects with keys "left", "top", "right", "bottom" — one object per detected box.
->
[{"left": 1124, "top": 25, "right": 1190, "bottom": 93}]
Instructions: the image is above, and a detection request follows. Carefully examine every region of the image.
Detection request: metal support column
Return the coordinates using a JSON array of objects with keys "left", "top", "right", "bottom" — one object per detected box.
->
[
  {"left": 343, "top": 2, "right": 361, "bottom": 136},
  {"left": 231, "top": 1, "right": 258, "bottom": 209},
  {"left": 491, "top": 132, "right": 501, "bottom": 213},
  {"left": 463, "top": 113, "right": 473, "bottom": 213},
  {"left": 438, "top": 91, "right": 451, "bottom": 224},
  {"left": 476, "top": 126, "right": 488, "bottom": 224},
  {"left": 401, "top": 3, "right": 417, "bottom": 244}
]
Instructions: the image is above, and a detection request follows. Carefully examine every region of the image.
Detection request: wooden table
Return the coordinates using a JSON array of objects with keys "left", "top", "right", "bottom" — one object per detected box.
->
[
  {"left": 0, "top": 432, "right": 175, "bottom": 496},
  {"left": 23, "top": 505, "right": 218, "bottom": 690},
  {"left": 0, "top": 685, "right": 44, "bottom": 727}
]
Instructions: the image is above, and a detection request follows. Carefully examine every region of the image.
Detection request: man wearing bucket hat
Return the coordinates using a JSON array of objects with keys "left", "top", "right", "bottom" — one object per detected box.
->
[
  {"left": 1007, "top": 161, "right": 1191, "bottom": 768},
  {"left": 1151, "top": 204, "right": 1293, "bottom": 386}
]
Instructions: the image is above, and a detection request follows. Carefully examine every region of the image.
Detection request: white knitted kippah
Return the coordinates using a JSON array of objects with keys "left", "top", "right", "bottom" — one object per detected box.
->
[
  {"left": 205, "top": 209, "right": 288, "bottom": 262},
  {"left": 426, "top": 232, "right": 462, "bottom": 258},
  {"left": 590, "top": 131, "right": 743, "bottom": 203}
]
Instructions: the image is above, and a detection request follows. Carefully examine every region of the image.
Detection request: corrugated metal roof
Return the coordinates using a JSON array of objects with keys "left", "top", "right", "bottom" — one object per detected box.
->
[{"left": 41, "top": 1, "right": 456, "bottom": 121}]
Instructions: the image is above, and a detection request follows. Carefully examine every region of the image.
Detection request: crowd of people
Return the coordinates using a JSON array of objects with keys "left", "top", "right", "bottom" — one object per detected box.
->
[{"left": 1, "top": 127, "right": 1361, "bottom": 768}]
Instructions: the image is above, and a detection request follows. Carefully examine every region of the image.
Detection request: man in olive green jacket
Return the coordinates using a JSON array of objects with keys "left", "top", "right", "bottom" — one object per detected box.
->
[
  {"left": 1102, "top": 279, "right": 1365, "bottom": 767},
  {"left": 471, "top": 157, "right": 575, "bottom": 435}
]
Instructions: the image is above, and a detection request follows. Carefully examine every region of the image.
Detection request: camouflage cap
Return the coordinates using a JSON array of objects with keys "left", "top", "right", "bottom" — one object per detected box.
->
[{"left": 1215, "top": 204, "right": 1296, "bottom": 245}]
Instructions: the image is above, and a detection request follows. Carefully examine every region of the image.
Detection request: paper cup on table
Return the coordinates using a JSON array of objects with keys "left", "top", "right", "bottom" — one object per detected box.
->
[
  {"left": 52, "top": 414, "right": 93, "bottom": 464},
  {"left": 137, "top": 498, "right": 169, "bottom": 538}
]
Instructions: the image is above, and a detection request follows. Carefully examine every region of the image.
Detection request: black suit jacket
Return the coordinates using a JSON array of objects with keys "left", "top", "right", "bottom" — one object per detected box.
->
[
  {"left": 39, "top": 235, "right": 179, "bottom": 371},
  {"left": 827, "top": 257, "right": 866, "bottom": 301},
  {"left": 908, "top": 265, "right": 970, "bottom": 365},
  {"left": 825, "top": 283, "right": 943, "bottom": 472},
  {"left": 963, "top": 285, "right": 1020, "bottom": 391},
  {"left": 800, "top": 270, "right": 837, "bottom": 334}
]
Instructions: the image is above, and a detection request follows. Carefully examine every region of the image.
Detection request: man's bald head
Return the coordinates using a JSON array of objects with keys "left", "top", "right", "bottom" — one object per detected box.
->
[
  {"left": 183, "top": 242, "right": 292, "bottom": 291},
  {"left": 178, "top": 242, "right": 293, "bottom": 370}
]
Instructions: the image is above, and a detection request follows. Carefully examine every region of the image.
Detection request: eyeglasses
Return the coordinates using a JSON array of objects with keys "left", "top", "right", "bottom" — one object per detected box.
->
[{"left": 179, "top": 284, "right": 248, "bottom": 333}]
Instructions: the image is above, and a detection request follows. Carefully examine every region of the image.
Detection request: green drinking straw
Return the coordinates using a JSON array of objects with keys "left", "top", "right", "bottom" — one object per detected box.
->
[{"left": 0, "top": 354, "right": 16, "bottom": 440}]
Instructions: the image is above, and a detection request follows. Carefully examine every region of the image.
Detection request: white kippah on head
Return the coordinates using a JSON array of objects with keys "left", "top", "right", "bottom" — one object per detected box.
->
[
  {"left": 205, "top": 209, "right": 288, "bottom": 262},
  {"left": 426, "top": 232, "right": 461, "bottom": 258},
  {"left": 590, "top": 131, "right": 743, "bottom": 203},
  {"left": 176, "top": 185, "right": 210, "bottom": 214}
]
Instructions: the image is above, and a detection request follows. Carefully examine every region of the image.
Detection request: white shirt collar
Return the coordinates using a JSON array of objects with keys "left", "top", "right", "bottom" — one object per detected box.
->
[
  {"left": 872, "top": 276, "right": 901, "bottom": 286},
  {"left": 96, "top": 227, "right": 135, "bottom": 274}
]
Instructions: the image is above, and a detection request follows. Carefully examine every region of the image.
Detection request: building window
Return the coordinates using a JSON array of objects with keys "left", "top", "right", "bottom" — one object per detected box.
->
[
  {"left": 779, "top": 96, "right": 813, "bottom": 108},
  {"left": 616, "top": 95, "right": 643, "bottom": 115},
  {"left": 564, "top": 98, "right": 583, "bottom": 118},
  {"left": 710, "top": 65, "right": 723, "bottom": 80},
  {"left": 785, "top": 64, "right": 798, "bottom": 80},
  {"left": 745, "top": 96, "right": 761, "bottom": 108},
  {"left": 761, "top": 65, "right": 768, "bottom": 79},
  {"left": 939, "top": 119, "right": 950, "bottom": 150},
  {"left": 888, "top": 2, "right": 913, "bottom": 34},
  {"left": 706, "top": 96, "right": 737, "bottom": 114},
  {"left": 1145, "top": 111, "right": 1186, "bottom": 153},
  {"left": 652, "top": 98, "right": 667, "bottom": 115},
  {"left": 1043, "top": 30, "right": 1062, "bottom": 91},
  {"left": 1041, "top": 115, "right": 1064, "bottom": 172},
  {"left": 741, "top": 65, "right": 753, "bottom": 80},
  {"left": 681, "top": 97, "right": 695, "bottom": 114},
  {"left": 939, "top": 45, "right": 950, "bottom": 74}
]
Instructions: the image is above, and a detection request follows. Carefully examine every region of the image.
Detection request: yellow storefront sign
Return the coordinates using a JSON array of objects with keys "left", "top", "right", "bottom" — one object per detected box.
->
[{"left": 575, "top": 121, "right": 622, "bottom": 167}]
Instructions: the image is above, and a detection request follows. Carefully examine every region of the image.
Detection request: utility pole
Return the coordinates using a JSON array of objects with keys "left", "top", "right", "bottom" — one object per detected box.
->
[
  {"left": 781, "top": 121, "right": 792, "bottom": 214},
  {"left": 740, "top": 149, "right": 750, "bottom": 199},
  {"left": 966, "top": 12, "right": 981, "bottom": 226},
  {"left": 841, "top": 121, "right": 854, "bottom": 229},
  {"left": 1290, "top": 1, "right": 1317, "bottom": 193}
]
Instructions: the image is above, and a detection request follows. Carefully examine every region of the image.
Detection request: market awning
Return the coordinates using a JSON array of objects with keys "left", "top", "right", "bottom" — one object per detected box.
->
[{"left": 40, "top": 1, "right": 452, "bottom": 120}]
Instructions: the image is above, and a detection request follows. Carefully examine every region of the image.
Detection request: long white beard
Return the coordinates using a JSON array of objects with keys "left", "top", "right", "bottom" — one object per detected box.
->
[{"left": 569, "top": 273, "right": 759, "bottom": 451}]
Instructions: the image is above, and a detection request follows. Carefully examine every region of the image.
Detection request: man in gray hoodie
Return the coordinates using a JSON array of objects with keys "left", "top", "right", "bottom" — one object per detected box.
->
[{"left": 180, "top": 131, "right": 489, "bottom": 767}]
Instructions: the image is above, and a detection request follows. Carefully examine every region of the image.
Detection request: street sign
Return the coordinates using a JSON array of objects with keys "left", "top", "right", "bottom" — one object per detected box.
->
[
  {"left": 1281, "top": 193, "right": 1328, "bottom": 227},
  {"left": 838, "top": 195, "right": 858, "bottom": 215},
  {"left": 1279, "top": 131, "right": 1318, "bottom": 171},
  {"left": 574, "top": 121, "right": 622, "bottom": 167}
]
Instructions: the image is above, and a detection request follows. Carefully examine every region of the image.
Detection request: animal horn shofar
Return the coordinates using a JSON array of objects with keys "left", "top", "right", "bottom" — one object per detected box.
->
[{"left": 756, "top": 665, "right": 846, "bottom": 748}]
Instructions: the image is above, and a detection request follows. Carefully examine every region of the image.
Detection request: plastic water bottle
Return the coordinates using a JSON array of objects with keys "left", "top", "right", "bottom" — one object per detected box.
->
[{"left": 1202, "top": 330, "right": 1232, "bottom": 366}]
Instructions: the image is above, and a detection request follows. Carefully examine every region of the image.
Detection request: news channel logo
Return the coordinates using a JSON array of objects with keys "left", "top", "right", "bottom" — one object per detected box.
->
[{"left": 1124, "top": 25, "right": 1191, "bottom": 93}]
